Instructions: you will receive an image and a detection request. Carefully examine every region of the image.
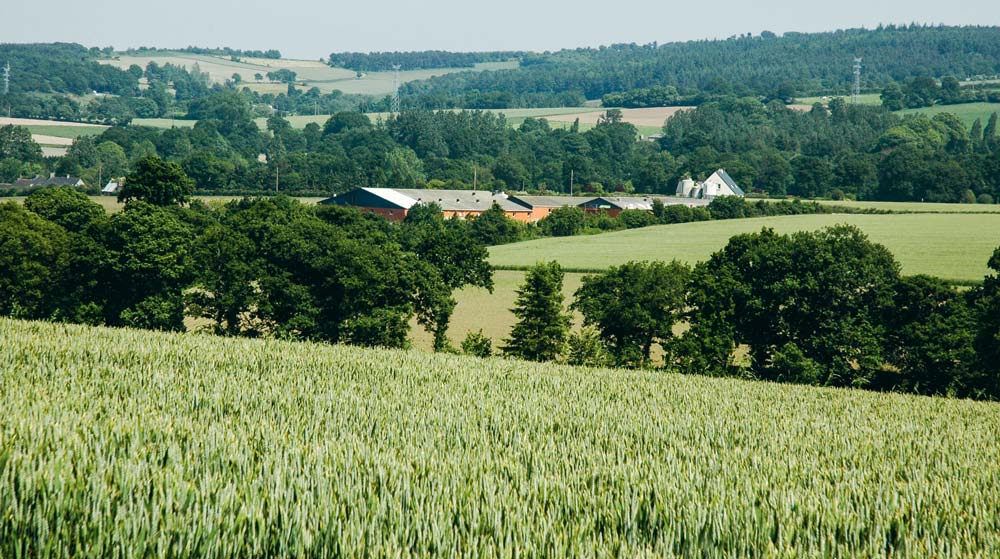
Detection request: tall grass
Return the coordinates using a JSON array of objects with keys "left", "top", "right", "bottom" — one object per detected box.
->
[{"left": 2, "top": 318, "right": 998, "bottom": 557}]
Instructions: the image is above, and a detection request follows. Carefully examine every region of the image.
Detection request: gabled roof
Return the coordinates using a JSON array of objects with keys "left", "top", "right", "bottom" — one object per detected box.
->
[
  {"left": 709, "top": 169, "right": 745, "bottom": 196},
  {"left": 582, "top": 195, "right": 712, "bottom": 210},
  {"left": 507, "top": 195, "right": 597, "bottom": 208},
  {"left": 322, "top": 188, "right": 531, "bottom": 213},
  {"left": 393, "top": 189, "right": 530, "bottom": 213}
]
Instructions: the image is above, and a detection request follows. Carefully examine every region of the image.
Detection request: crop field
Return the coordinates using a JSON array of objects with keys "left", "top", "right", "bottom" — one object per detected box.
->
[
  {"left": 489, "top": 213, "right": 1000, "bottom": 282},
  {"left": 100, "top": 53, "right": 517, "bottom": 95},
  {"left": 900, "top": 102, "right": 1000, "bottom": 128},
  {"left": 2, "top": 317, "right": 999, "bottom": 557}
]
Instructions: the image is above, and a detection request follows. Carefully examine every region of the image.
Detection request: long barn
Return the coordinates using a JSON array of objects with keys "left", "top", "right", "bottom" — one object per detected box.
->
[{"left": 320, "top": 188, "right": 533, "bottom": 222}]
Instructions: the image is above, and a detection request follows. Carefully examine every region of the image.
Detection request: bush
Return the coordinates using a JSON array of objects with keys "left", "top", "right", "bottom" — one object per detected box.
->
[
  {"left": 978, "top": 194, "right": 995, "bottom": 205},
  {"left": 461, "top": 330, "right": 493, "bottom": 358}
]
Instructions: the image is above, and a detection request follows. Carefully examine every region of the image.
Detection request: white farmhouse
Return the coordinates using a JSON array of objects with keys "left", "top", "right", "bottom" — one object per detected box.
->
[{"left": 676, "top": 169, "right": 745, "bottom": 199}]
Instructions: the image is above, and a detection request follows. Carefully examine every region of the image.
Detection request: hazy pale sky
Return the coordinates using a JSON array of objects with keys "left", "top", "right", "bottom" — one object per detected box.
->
[{"left": 5, "top": 0, "right": 999, "bottom": 59}]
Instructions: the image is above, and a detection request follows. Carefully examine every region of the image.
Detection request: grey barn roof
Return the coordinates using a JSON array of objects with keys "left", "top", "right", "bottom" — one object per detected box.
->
[
  {"left": 322, "top": 187, "right": 531, "bottom": 213},
  {"left": 507, "top": 195, "right": 597, "bottom": 208},
  {"left": 583, "top": 196, "right": 711, "bottom": 210}
]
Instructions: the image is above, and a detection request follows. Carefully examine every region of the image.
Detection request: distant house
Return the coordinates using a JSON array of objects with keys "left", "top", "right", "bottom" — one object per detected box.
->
[
  {"left": 101, "top": 180, "right": 123, "bottom": 196},
  {"left": 506, "top": 195, "right": 597, "bottom": 221},
  {"left": 13, "top": 174, "right": 86, "bottom": 189},
  {"left": 320, "top": 188, "right": 533, "bottom": 222},
  {"left": 579, "top": 195, "right": 710, "bottom": 217},
  {"left": 675, "top": 169, "right": 745, "bottom": 199}
]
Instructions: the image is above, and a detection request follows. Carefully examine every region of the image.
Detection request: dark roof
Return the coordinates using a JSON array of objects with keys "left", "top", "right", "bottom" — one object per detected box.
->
[
  {"left": 581, "top": 196, "right": 711, "bottom": 210},
  {"left": 13, "top": 176, "right": 84, "bottom": 188},
  {"left": 714, "top": 169, "right": 745, "bottom": 196},
  {"left": 321, "top": 188, "right": 531, "bottom": 213},
  {"left": 507, "top": 195, "right": 597, "bottom": 208}
]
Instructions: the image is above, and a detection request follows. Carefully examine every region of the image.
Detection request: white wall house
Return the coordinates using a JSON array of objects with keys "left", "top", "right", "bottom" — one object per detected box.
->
[{"left": 676, "top": 169, "right": 745, "bottom": 199}]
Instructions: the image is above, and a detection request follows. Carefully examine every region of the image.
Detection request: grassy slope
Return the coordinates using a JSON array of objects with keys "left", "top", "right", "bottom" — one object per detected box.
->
[
  {"left": 100, "top": 53, "right": 517, "bottom": 95},
  {"left": 2, "top": 317, "right": 998, "bottom": 556},
  {"left": 900, "top": 102, "right": 1000, "bottom": 128},
  {"left": 489, "top": 213, "right": 1000, "bottom": 282}
]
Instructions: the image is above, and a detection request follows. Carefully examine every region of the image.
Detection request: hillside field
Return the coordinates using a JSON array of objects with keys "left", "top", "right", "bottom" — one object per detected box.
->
[
  {"left": 489, "top": 213, "right": 1000, "bottom": 282},
  {"left": 100, "top": 52, "right": 517, "bottom": 95},
  {"left": 900, "top": 102, "right": 1000, "bottom": 128},
  {"left": 2, "top": 317, "right": 998, "bottom": 557}
]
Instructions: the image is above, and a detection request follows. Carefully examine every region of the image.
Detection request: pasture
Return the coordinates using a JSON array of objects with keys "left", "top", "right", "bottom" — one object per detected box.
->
[
  {"left": 488, "top": 213, "right": 1000, "bottom": 282},
  {"left": 2, "top": 317, "right": 999, "bottom": 557},
  {"left": 810, "top": 199, "right": 1000, "bottom": 213},
  {"left": 900, "top": 102, "right": 1000, "bottom": 128}
]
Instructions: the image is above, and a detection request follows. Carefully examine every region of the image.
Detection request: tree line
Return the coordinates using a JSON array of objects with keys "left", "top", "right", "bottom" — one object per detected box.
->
[
  {"left": 0, "top": 181, "right": 492, "bottom": 352},
  {"left": 327, "top": 51, "right": 522, "bottom": 72},
  {"left": 497, "top": 229, "right": 1000, "bottom": 401},
  {"left": 399, "top": 25, "right": 1000, "bottom": 109}
]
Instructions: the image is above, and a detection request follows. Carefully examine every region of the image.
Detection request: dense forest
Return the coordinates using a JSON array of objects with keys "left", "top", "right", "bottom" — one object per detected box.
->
[
  {"left": 0, "top": 43, "right": 138, "bottom": 96},
  {"left": 327, "top": 51, "right": 522, "bottom": 72},
  {"left": 400, "top": 25, "right": 1000, "bottom": 108}
]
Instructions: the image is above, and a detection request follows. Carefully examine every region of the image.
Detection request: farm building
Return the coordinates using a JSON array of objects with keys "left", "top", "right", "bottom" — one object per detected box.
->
[
  {"left": 506, "top": 195, "right": 597, "bottom": 221},
  {"left": 675, "top": 169, "right": 745, "bottom": 199},
  {"left": 579, "top": 195, "right": 710, "bottom": 217},
  {"left": 12, "top": 174, "right": 86, "bottom": 189},
  {"left": 320, "top": 188, "right": 533, "bottom": 222},
  {"left": 101, "top": 180, "right": 123, "bottom": 195}
]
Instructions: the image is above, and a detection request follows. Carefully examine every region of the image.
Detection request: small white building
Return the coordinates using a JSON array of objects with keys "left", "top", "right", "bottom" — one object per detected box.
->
[
  {"left": 676, "top": 169, "right": 745, "bottom": 199},
  {"left": 101, "top": 180, "right": 122, "bottom": 195}
]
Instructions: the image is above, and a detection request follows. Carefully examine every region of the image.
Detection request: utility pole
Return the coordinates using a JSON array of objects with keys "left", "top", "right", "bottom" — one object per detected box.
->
[
  {"left": 473, "top": 166, "right": 477, "bottom": 190},
  {"left": 569, "top": 169, "right": 574, "bottom": 195},
  {"left": 852, "top": 57, "right": 862, "bottom": 104},
  {"left": 3, "top": 62, "right": 10, "bottom": 118}
]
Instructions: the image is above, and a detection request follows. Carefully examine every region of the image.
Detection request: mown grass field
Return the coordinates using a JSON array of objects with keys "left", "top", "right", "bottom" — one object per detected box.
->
[
  {"left": 489, "top": 213, "right": 1000, "bottom": 282},
  {"left": 900, "top": 102, "right": 1000, "bottom": 128},
  {"left": 809, "top": 199, "right": 1000, "bottom": 213},
  {"left": 2, "top": 317, "right": 998, "bottom": 557}
]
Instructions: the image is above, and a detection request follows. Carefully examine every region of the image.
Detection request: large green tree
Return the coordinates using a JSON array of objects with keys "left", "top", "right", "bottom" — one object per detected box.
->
[
  {"left": 503, "top": 261, "right": 571, "bottom": 362},
  {"left": 573, "top": 260, "right": 690, "bottom": 367},
  {"left": 119, "top": 156, "right": 196, "bottom": 206}
]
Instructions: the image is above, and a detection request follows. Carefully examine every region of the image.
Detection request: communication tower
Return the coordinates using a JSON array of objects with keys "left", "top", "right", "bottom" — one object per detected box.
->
[
  {"left": 390, "top": 64, "right": 401, "bottom": 113},
  {"left": 3, "top": 62, "right": 9, "bottom": 96},
  {"left": 852, "top": 57, "right": 862, "bottom": 104}
]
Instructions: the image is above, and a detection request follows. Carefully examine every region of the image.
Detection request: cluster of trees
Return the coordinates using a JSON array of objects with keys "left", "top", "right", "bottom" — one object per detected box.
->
[
  {"left": 601, "top": 86, "right": 685, "bottom": 108},
  {"left": 0, "top": 43, "right": 139, "bottom": 96},
  {"left": 0, "top": 181, "right": 493, "bottom": 351},
  {"left": 327, "top": 51, "right": 522, "bottom": 72},
  {"left": 125, "top": 46, "right": 282, "bottom": 59},
  {"left": 661, "top": 98, "right": 1000, "bottom": 202},
  {"left": 498, "top": 227, "right": 1000, "bottom": 401},
  {"left": 400, "top": 26, "right": 1000, "bottom": 109},
  {"left": 881, "top": 76, "right": 1000, "bottom": 110}
]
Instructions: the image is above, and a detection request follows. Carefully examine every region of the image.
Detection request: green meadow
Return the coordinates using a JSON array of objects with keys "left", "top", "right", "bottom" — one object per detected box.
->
[{"left": 488, "top": 213, "right": 1000, "bottom": 282}]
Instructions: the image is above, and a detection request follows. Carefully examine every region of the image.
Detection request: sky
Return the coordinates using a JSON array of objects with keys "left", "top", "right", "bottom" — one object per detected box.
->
[{"left": 4, "top": 0, "right": 999, "bottom": 59}]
